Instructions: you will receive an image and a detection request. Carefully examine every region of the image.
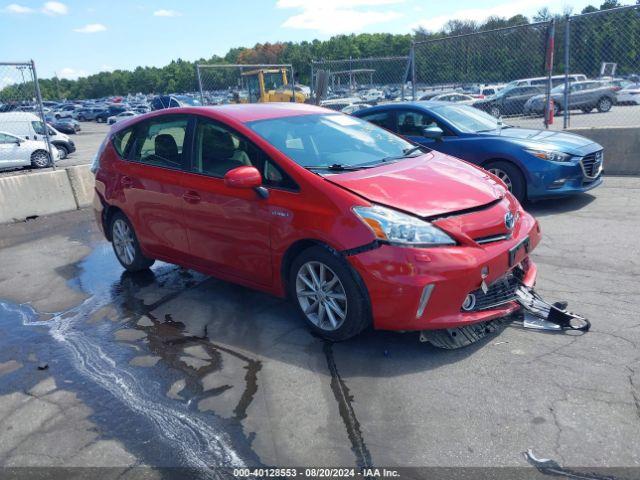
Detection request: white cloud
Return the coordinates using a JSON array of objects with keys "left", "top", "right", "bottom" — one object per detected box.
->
[
  {"left": 41, "top": 1, "right": 68, "bottom": 15},
  {"left": 4, "top": 3, "right": 35, "bottom": 13},
  {"left": 57, "top": 67, "right": 87, "bottom": 80},
  {"left": 73, "top": 23, "right": 107, "bottom": 33},
  {"left": 153, "top": 9, "right": 181, "bottom": 17},
  {"left": 277, "top": 0, "right": 404, "bottom": 34},
  {"left": 411, "top": 0, "right": 548, "bottom": 32}
]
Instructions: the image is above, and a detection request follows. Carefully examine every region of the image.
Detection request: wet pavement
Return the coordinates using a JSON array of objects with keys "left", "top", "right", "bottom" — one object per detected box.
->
[{"left": 0, "top": 177, "right": 639, "bottom": 478}]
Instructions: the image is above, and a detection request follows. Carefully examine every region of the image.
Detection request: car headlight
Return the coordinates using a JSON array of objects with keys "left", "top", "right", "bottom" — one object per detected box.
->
[
  {"left": 525, "top": 149, "right": 572, "bottom": 163},
  {"left": 353, "top": 205, "right": 456, "bottom": 246}
]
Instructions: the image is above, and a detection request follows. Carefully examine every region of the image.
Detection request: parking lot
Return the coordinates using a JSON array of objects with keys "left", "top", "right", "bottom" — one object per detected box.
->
[{"left": 0, "top": 177, "right": 638, "bottom": 475}]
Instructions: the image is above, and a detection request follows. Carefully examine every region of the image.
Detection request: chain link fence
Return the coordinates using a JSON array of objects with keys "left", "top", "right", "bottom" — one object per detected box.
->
[
  {"left": 310, "top": 56, "right": 410, "bottom": 111},
  {"left": 0, "top": 61, "right": 55, "bottom": 169},
  {"left": 411, "top": 5, "right": 640, "bottom": 130},
  {"left": 196, "top": 63, "right": 304, "bottom": 105}
]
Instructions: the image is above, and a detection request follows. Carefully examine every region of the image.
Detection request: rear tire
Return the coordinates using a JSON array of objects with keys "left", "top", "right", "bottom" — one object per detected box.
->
[
  {"left": 30, "top": 150, "right": 50, "bottom": 168},
  {"left": 289, "top": 245, "right": 370, "bottom": 341},
  {"left": 597, "top": 97, "right": 612, "bottom": 113},
  {"left": 110, "top": 212, "right": 155, "bottom": 272},
  {"left": 485, "top": 160, "right": 526, "bottom": 203}
]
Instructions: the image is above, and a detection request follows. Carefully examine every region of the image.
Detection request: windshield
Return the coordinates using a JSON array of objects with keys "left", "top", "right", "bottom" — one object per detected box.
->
[
  {"left": 246, "top": 114, "right": 417, "bottom": 168},
  {"left": 430, "top": 104, "right": 501, "bottom": 133}
]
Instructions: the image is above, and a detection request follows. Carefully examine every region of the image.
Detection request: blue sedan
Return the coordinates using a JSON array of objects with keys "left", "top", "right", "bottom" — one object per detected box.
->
[{"left": 352, "top": 102, "right": 603, "bottom": 202}]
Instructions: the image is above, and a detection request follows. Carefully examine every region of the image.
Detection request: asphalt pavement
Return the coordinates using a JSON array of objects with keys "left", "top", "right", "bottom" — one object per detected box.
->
[{"left": 0, "top": 177, "right": 638, "bottom": 478}]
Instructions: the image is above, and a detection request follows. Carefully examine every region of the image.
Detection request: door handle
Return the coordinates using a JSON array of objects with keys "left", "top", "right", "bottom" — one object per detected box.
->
[
  {"left": 121, "top": 176, "right": 133, "bottom": 187},
  {"left": 183, "top": 191, "right": 201, "bottom": 204}
]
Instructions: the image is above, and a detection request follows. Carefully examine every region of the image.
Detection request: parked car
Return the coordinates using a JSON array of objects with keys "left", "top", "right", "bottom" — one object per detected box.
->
[
  {"left": 468, "top": 85, "right": 504, "bottom": 99},
  {"left": 96, "top": 106, "right": 128, "bottom": 123},
  {"left": 75, "top": 108, "right": 104, "bottom": 121},
  {"left": 430, "top": 93, "right": 476, "bottom": 105},
  {"left": 150, "top": 94, "right": 201, "bottom": 110},
  {"left": 49, "top": 117, "right": 81, "bottom": 134},
  {"left": 52, "top": 104, "right": 77, "bottom": 119},
  {"left": 107, "top": 111, "right": 137, "bottom": 125},
  {"left": 0, "top": 112, "right": 76, "bottom": 159},
  {"left": 473, "top": 86, "right": 544, "bottom": 117},
  {"left": 341, "top": 103, "right": 372, "bottom": 114},
  {"left": 523, "top": 81, "right": 617, "bottom": 115},
  {"left": 92, "top": 104, "right": 540, "bottom": 342},
  {"left": 617, "top": 84, "right": 640, "bottom": 105},
  {"left": 353, "top": 102, "right": 603, "bottom": 202},
  {"left": 0, "top": 130, "right": 59, "bottom": 169}
]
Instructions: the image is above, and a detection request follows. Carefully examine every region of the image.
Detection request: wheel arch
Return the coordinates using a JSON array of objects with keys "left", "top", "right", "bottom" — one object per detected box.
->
[
  {"left": 480, "top": 157, "right": 528, "bottom": 198},
  {"left": 103, "top": 205, "right": 125, "bottom": 242}
]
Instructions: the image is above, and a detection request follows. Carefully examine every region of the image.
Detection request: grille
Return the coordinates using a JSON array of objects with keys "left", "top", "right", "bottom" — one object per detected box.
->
[
  {"left": 464, "top": 270, "right": 523, "bottom": 311},
  {"left": 581, "top": 151, "right": 603, "bottom": 179}
]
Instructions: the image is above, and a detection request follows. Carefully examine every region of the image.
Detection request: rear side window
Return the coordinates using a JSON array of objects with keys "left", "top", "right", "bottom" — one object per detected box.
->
[
  {"left": 130, "top": 115, "right": 188, "bottom": 170},
  {"left": 112, "top": 128, "right": 134, "bottom": 158}
]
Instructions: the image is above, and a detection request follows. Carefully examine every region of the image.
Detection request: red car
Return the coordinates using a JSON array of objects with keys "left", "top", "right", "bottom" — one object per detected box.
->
[{"left": 92, "top": 103, "right": 540, "bottom": 342}]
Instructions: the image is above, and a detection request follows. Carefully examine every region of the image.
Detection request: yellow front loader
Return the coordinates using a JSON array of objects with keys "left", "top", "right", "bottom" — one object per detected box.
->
[{"left": 241, "top": 68, "right": 306, "bottom": 103}]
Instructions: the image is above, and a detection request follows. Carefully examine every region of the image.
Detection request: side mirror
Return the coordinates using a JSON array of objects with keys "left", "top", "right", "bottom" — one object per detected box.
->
[
  {"left": 14, "top": 138, "right": 21, "bottom": 145},
  {"left": 422, "top": 125, "right": 444, "bottom": 141},
  {"left": 224, "top": 166, "right": 262, "bottom": 189}
]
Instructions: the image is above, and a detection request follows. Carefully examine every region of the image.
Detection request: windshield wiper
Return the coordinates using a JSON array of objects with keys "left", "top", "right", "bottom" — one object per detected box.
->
[
  {"left": 305, "top": 163, "right": 375, "bottom": 172},
  {"left": 377, "top": 145, "right": 426, "bottom": 163}
]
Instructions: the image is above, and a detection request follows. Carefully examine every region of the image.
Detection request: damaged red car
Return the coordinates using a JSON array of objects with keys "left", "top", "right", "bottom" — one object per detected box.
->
[{"left": 92, "top": 103, "right": 541, "bottom": 345}]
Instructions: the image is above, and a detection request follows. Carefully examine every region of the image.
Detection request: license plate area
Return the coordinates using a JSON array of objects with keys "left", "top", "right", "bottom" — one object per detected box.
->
[{"left": 509, "top": 236, "right": 530, "bottom": 267}]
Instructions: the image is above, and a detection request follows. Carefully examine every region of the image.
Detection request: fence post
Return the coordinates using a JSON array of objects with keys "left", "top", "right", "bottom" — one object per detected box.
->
[
  {"left": 543, "top": 19, "right": 556, "bottom": 129},
  {"left": 563, "top": 15, "right": 570, "bottom": 130},
  {"left": 290, "top": 64, "right": 296, "bottom": 103},
  {"left": 310, "top": 62, "right": 315, "bottom": 103},
  {"left": 31, "top": 60, "right": 55, "bottom": 170},
  {"left": 195, "top": 64, "right": 205, "bottom": 105},
  {"left": 410, "top": 42, "right": 416, "bottom": 101}
]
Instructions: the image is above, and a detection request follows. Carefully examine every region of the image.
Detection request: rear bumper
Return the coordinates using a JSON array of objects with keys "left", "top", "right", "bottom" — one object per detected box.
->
[{"left": 347, "top": 213, "right": 541, "bottom": 331}]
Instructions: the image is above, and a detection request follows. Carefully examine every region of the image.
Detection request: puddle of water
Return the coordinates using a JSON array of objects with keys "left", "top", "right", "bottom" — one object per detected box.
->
[{"left": 0, "top": 243, "right": 262, "bottom": 476}]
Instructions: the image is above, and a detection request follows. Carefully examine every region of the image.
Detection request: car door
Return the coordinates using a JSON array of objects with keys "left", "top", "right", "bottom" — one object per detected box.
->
[
  {"left": 179, "top": 116, "right": 293, "bottom": 287},
  {"left": 0, "top": 133, "right": 27, "bottom": 168},
  {"left": 116, "top": 114, "right": 192, "bottom": 260}
]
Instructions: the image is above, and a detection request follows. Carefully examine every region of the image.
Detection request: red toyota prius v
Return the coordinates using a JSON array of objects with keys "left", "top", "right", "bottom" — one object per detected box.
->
[{"left": 92, "top": 103, "right": 540, "bottom": 344}]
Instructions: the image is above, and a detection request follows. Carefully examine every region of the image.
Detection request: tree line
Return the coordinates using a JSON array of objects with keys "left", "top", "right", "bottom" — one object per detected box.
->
[{"left": 1, "top": 0, "right": 637, "bottom": 101}]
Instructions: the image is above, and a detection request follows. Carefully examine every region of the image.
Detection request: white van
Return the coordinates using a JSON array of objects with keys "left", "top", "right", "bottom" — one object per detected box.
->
[
  {"left": 0, "top": 131, "right": 59, "bottom": 170},
  {"left": 0, "top": 112, "right": 76, "bottom": 159},
  {"left": 504, "top": 74, "right": 587, "bottom": 89}
]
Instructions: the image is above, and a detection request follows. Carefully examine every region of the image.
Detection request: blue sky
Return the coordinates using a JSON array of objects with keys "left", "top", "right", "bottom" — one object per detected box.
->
[{"left": 0, "top": 0, "right": 634, "bottom": 80}]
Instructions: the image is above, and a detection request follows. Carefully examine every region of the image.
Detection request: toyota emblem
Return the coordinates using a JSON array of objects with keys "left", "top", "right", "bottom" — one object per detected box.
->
[{"left": 505, "top": 212, "right": 515, "bottom": 230}]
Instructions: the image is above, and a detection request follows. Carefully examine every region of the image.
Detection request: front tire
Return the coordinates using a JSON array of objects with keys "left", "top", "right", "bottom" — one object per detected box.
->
[
  {"left": 110, "top": 212, "right": 155, "bottom": 272},
  {"left": 485, "top": 160, "right": 526, "bottom": 203},
  {"left": 289, "top": 246, "right": 370, "bottom": 341},
  {"left": 56, "top": 145, "right": 68, "bottom": 160}
]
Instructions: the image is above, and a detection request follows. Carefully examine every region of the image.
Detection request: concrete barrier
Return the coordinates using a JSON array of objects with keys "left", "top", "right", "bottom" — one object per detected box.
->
[
  {"left": 568, "top": 126, "right": 640, "bottom": 175},
  {"left": 0, "top": 165, "right": 95, "bottom": 224},
  {"left": 0, "top": 169, "right": 79, "bottom": 223},
  {"left": 65, "top": 165, "right": 95, "bottom": 208}
]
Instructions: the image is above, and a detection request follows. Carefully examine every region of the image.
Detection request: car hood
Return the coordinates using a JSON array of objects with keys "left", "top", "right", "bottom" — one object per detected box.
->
[
  {"left": 325, "top": 152, "right": 506, "bottom": 218},
  {"left": 478, "top": 127, "right": 600, "bottom": 156}
]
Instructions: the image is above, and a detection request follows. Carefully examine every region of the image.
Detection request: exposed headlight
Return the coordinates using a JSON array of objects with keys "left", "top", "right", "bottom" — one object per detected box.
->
[
  {"left": 525, "top": 149, "right": 572, "bottom": 163},
  {"left": 353, "top": 205, "right": 456, "bottom": 246}
]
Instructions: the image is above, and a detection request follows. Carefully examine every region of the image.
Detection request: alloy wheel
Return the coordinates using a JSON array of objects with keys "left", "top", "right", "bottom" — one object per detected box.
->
[
  {"left": 296, "top": 261, "right": 348, "bottom": 331},
  {"left": 31, "top": 151, "right": 49, "bottom": 168},
  {"left": 112, "top": 219, "right": 136, "bottom": 266},
  {"left": 488, "top": 168, "right": 513, "bottom": 192}
]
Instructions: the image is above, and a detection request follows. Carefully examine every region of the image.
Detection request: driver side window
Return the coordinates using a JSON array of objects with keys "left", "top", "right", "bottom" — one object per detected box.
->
[
  {"left": 193, "top": 118, "right": 297, "bottom": 190},
  {"left": 397, "top": 111, "right": 438, "bottom": 136}
]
